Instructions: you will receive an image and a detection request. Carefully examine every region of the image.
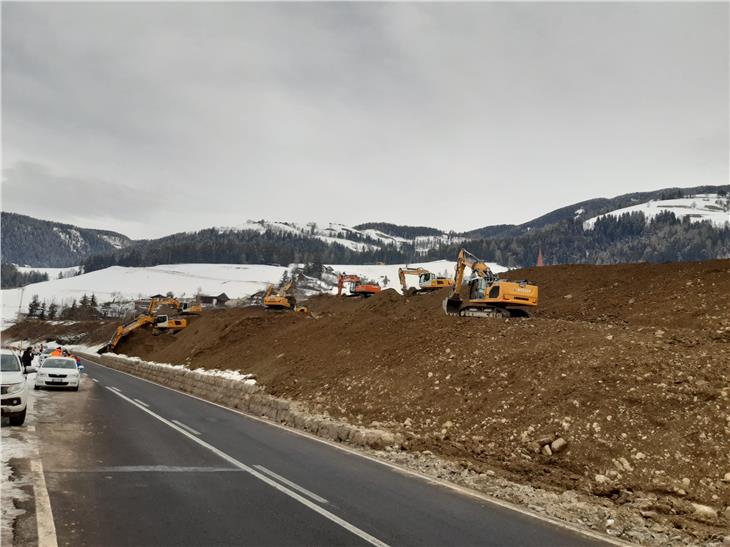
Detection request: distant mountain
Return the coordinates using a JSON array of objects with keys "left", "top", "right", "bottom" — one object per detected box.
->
[
  {"left": 6, "top": 184, "right": 730, "bottom": 274},
  {"left": 81, "top": 220, "right": 465, "bottom": 273},
  {"left": 583, "top": 193, "right": 729, "bottom": 229},
  {"left": 466, "top": 185, "right": 728, "bottom": 239},
  {"left": 426, "top": 186, "right": 730, "bottom": 267},
  {"left": 1, "top": 212, "right": 132, "bottom": 267},
  {"left": 219, "top": 220, "right": 462, "bottom": 253}
]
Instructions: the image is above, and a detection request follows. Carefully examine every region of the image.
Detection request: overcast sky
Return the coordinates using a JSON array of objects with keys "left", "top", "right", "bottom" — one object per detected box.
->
[{"left": 2, "top": 2, "right": 728, "bottom": 239}]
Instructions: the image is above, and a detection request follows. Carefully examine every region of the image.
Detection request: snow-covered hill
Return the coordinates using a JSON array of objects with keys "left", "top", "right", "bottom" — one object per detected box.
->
[
  {"left": 583, "top": 194, "right": 730, "bottom": 230},
  {"left": 218, "top": 220, "right": 464, "bottom": 254},
  {"left": 1, "top": 260, "right": 507, "bottom": 325}
]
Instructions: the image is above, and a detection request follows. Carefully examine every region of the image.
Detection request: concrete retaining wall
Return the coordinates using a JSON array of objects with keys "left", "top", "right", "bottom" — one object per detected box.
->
[{"left": 86, "top": 354, "right": 400, "bottom": 451}]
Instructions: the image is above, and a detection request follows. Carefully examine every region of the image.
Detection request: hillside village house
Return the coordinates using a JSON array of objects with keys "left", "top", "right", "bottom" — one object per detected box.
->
[{"left": 199, "top": 293, "right": 230, "bottom": 307}]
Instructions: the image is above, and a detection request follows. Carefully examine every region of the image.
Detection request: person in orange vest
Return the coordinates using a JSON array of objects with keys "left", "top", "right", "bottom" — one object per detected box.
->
[{"left": 50, "top": 347, "right": 63, "bottom": 357}]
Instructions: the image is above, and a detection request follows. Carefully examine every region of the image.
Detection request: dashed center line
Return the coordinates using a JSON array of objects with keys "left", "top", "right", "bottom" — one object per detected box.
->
[
  {"left": 104, "top": 387, "right": 388, "bottom": 547},
  {"left": 91, "top": 378, "right": 99, "bottom": 383},
  {"left": 108, "top": 386, "right": 121, "bottom": 393},
  {"left": 171, "top": 419, "right": 201, "bottom": 436},
  {"left": 133, "top": 399, "right": 150, "bottom": 408}
]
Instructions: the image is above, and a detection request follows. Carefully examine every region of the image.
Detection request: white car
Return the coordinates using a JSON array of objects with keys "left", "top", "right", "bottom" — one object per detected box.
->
[
  {"left": 1, "top": 348, "right": 30, "bottom": 425},
  {"left": 35, "top": 357, "right": 81, "bottom": 391},
  {"left": 39, "top": 345, "right": 60, "bottom": 366}
]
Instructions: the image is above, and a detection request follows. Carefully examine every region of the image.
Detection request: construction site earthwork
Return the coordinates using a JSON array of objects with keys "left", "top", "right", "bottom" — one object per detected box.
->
[{"left": 5, "top": 255, "right": 730, "bottom": 546}]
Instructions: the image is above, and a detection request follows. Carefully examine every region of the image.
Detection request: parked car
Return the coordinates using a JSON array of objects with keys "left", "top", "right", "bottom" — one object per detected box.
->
[
  {"left": 1, "top": 348, "right": 31, "bottom": 425},
  {"left": 39, "top": 345, "right": 59, "bottom": 366},
  {"left": 35, "top": 357, "right": 81, "bottom": 391}
]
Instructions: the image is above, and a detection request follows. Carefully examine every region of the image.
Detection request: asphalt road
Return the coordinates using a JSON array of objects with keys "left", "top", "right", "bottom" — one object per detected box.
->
[{"left": 33, "top": 357, "right": 611, "bottom": 547}]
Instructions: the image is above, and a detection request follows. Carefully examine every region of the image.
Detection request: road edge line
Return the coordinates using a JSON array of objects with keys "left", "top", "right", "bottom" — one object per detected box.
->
[
  {"left": 81, "top": 354, "right": 631, "bottom": 546},
  {"left": 31, "top": 459, "right": 58, "bottom": 547}
]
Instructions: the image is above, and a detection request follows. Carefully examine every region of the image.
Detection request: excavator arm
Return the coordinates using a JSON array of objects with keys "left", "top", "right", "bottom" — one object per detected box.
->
[
  {"left": 398, "top": 267, "right": 427, "bottom": 291},
  {"left": 101, "top": 314, "right": 154, "bottom": 353},
  {"left": 445, "top": 249, "right": 498, "bottom": 314}
]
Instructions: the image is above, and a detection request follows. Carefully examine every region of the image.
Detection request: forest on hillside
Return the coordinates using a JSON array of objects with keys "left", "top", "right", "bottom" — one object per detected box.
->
[{"left": 80, "top": 211, "right": 730, "bottom": 272}]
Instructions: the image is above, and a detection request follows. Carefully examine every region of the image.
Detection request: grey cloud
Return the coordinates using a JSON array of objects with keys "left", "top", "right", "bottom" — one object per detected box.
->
[
  {"left": 2, "top": 161, "right": 166, "bottom": 226},
  {"left": 2, "top": 2, "right": 728, "bottom": 237}
]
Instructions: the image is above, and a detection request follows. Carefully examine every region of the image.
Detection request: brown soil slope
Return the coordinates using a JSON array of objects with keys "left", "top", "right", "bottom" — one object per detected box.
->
[
  {"left": 113, "top": 259, "right": 730, "bottom": 525},
  {"left": 2, "top": 320, "right": 117, "bottom": 346}
]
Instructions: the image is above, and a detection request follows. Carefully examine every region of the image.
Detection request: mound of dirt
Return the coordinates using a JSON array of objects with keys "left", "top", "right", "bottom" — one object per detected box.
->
[
  {"left": 7, "top": 259, "right": 730, "bottom": 540},
  {"left": 2, "top": 319, "right": 118, "bottom": 347},
  {"left": 504, "top": 259, "right": 730, "bottom": 330}
]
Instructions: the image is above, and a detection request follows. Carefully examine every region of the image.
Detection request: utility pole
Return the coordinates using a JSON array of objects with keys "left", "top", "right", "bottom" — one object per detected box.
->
[{"left": 18, "top": 287, "right": 25, "bottom": 319}]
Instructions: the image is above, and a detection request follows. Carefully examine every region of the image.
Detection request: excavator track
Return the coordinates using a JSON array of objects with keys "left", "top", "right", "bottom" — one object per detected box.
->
[{"left": 458, "top": 307, "right": 509, "bottom": 318}]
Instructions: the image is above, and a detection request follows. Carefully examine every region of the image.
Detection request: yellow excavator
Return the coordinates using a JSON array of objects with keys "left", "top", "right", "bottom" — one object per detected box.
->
[
  {"left": 443, "top": 249, "right": 538, "bottom": 317},
  {"left": 398, "top": 267, "right": 454, "bottom": 296},
  {"left": 263, "top": 280, "right": 309, "bottom": 313},
  {"left": 99, "top": 297, "right": 196, "bottom": 353}
]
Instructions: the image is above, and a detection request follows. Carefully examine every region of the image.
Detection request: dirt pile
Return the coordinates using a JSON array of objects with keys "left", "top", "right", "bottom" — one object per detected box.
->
[
  {"left": 2, "top": 319, "right": 117, "bottom": 347},
  {"left": 7, "top": 259, "right": 730, "bottom": 542}
]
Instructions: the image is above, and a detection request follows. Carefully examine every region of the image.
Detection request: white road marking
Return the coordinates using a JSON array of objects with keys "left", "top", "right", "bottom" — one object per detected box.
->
[
  {"left": 82, "top": 356, "right": 624, "bottom": 546},
  {"left": 108, "top": 386, "right": 121, "bottom": 393},
  {"left": 31, "top": 459, "right": 58, "bottom": 547},
  {"left": 47, "top": 466, "right": 241, "bottom": 473},
  {"left": 171, "top": 419, "right": 201, "bottom": 436},
  {"left": 254, "top": 465, "right": 328, "bottom": 504},
  {"left": 133, "top": 398, "right": 150, "bottom": 408},
  {"left": 104, "top": 387, "right": 388, "bottom": 547},
  {"left": 91, "top": 378, "right": 99, "bottom": 383}
]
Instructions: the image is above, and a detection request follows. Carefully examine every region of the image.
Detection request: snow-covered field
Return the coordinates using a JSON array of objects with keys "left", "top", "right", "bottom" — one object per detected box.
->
[
  {"left": 1, "top": 260, "right": 507, "bottom": 326},
  {"left": 1, "top": 264, "right": 287, "bottom": 325},
  {"left": 583, "top": 194, "right": 730, "bottom": 230}
]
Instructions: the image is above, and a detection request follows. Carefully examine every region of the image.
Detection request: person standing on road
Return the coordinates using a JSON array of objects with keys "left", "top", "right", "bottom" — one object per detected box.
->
[
  {"left": 50, "top": 347, "right": 63, "bottom": 357},
  {"left": 21, "top": 347, "right": 34, "bottom": 370}
]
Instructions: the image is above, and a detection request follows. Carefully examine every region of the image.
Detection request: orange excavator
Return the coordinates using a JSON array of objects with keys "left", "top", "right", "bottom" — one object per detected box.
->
[
  {"left": 99, "top": 297, "right": 193, "bottom": 353},
  {"left": 337, "top": 274, "right": 381, "bottom": 297},
  {"left": 443, "top": 249, "right": 538, "bottom": 317},
  {"left": 263, "top": 280, "right": 309, "bottom": 313},
  {"left": 398, "top": 267, "right": 454, "bottom": 296}
]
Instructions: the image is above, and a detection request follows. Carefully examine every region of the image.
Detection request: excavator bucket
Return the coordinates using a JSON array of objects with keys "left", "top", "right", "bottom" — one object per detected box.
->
[{"left": 443, "top": 296, "right": 462, "bottom": 316}]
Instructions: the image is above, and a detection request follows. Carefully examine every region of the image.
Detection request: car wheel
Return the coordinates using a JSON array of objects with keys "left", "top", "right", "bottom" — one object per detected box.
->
[
  {"left": 9, "top": 409, "right": 26, "bottom": 426},
  {"left": 34, "top": 385, "right": 40, "bottom": 390}
]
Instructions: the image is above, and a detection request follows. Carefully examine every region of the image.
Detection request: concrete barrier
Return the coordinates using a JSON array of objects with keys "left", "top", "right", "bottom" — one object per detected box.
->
[{"left": 84, "top": 353, "right": 401, "bottom": 452}]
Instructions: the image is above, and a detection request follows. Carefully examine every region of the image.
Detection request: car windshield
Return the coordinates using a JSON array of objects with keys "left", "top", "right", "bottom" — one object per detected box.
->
[
  {"left": 43, "top": 348, "right": 56, "bottom": 354},
  {"left": 1, "top": 354, "right": 21, "bottom": 372},
  {"left": 42, "top": 359, "right": 77, "bottom": 369}
]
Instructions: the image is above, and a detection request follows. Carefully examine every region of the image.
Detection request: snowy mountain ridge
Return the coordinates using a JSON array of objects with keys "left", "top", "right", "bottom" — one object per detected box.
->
[
  {"left": 216, "top": 220, "right": 465, "bottom": 254},
  {"left": 582, "top": 194, "right": 730, "bottom": 230}
]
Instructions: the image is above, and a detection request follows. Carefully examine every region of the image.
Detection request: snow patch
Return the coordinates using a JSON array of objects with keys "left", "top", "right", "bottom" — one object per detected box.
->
[
  {"left": 583, "top": 194, "right": 730, "bottom": 230},
  {"left": 102, "top": 353, "right": 257, "bottom": 385}
]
